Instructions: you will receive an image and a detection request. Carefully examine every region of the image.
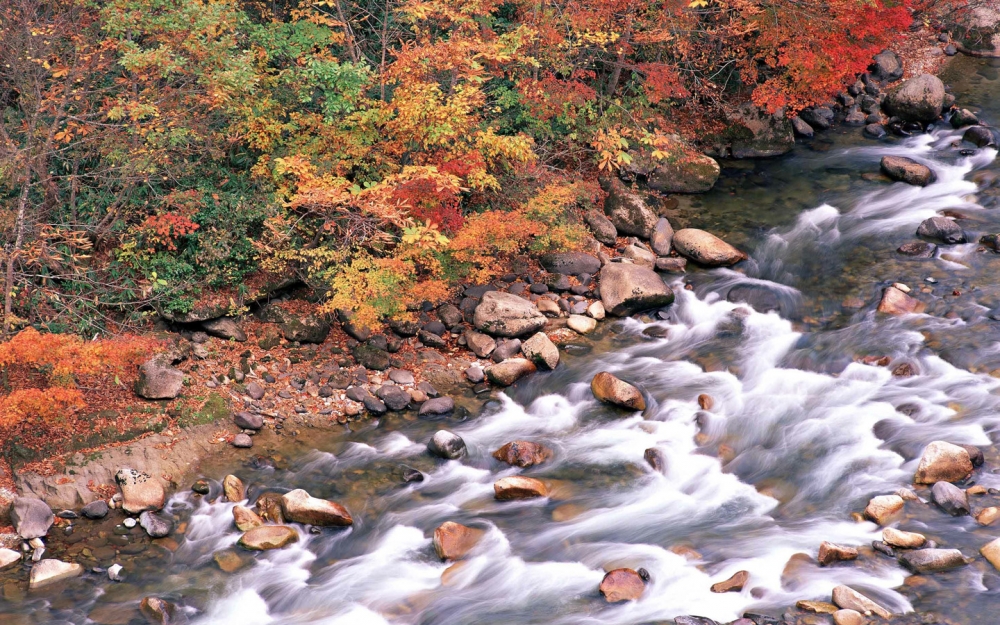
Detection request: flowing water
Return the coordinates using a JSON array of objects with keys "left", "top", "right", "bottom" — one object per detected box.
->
[{"left": 11, "top": 56, "right": 1000, "bottom": 624}]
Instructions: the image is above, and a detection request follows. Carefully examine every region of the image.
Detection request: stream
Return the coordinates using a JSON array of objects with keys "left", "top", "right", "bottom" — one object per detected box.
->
[{"left": 10, "top": 55, "right": 1000, "bottom": 624}]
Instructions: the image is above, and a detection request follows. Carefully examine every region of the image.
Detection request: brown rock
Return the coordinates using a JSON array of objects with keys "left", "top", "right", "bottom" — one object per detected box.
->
[
  {"left": 697, "top": 394, "right": 714, "bottom": 410},
  {"left": 863, "top": 495, "right": 904, "bottom": 525},
  {"left": 796, "top": 601, "right": 839, "bottom": 614},
  {"left": 672, "top": 229, "right": 747, "bottom": 267},
  {"left": 882, "top": 528, "right": 925, "bottom": 549},
  {"left": 710, "top": 570, "right": 748, "bottom": 593},
  {"left": 213, "top": 549, "right": 249, "bottom": 573},
  {"left": 643, "top": 447, "right": 667, "bottom": 473},
  {"left": 833, "top": 609, "right": 865, "bottom": 625},
  {"left": 880, "top": 155, "right": 935, "bottom": 186},
  {"left": 818, "top": 542, "right": 859, "bottom": 566},
  {"left": 493, "top": 476, "right": 548, "bottom": 500},
  {"left": 255, "top": 492, "right": 285, "bottom": 524},
  {"left": 591, "top": 372, "right": 645, "bottom": 411},
  {"left": 521, "top": 332, "right": 559, "bottom": 370},
  {"left": 485, "top": 358, "right": 537, "bottom": 387},
  {"left": 432, "top": 522, "right": 484, "bottom": 561},
  {"left": 914, "top": 441, "right": 973, "bottom": 484},
  {"left": 238, "top": 525, "right": 299, "bottom": 550},
  {"left": 981, "top": 537, "right": 1000, "bottom": 571},
  {"left": 222, "top": 475, "right": 245, "bottom": 502},
  {"left": 115, "top": 468, "right": 166, "bottom": 514},
  {"left": 280, "top": 489, "right": 353, "bottom": 526},
  {"left": 492, "top": 441, "right": 552, "bottom": 468},
  {"left": 977, "top": 506, "right": 1000, "bottom": 525},
  {"left": 877, "top": 286, "right": 925, "bottom": 314},
  {"left": 831, "top": 585, "right": 892, "bottom": 618},
  {"left": 139, "top": 597, "right": 176, "bottom": 625},
  {"left": 233, "top": 505, "right": 264, "bottom": 531},
  {"left": 598, "top": 568, "right": 646, "bottom": 602}
]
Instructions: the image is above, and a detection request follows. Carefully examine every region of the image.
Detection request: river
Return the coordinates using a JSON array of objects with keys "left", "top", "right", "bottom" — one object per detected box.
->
[{"left": 8, "top": 55, "right": 1000, "bottom": 624}]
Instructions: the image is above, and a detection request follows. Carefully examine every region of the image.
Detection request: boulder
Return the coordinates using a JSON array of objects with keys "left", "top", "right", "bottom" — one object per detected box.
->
[
  {"left": 650, "top": 218, "right": 674, "bottom": 256},
  {"left": 655, "top": 257, "right": 687, "bottom": 273},
  {"left": 587, "top": 301, "right": 606, "bottom": 320},
  {"left": 140, "top": 597, "right": 176, "bottom": 625},
  {"left": 710, "top": 570, "right": 748, "bottom": 593},
  {"left": 833, "top": 610, "right": 864, "bottom": 625},
  {"left": 115, "top": 468, "right": 165, "bottom": 513},
  {"left": 238, "top": 525, "right": 299, "bottom": 550},
  {"left": 635, "top": 140, "right": 721, "bottom": 194},
  {"left": 492, "top": 441, "right": 552, "bottom": 468},
  {"left": 952, "top": 108, "right": 979, "bottom": 128},
  {"left": 10, "top": 497, "right": 53, "bottom": 539},
  {"left": 591, "top": 372, "right": 646, "bottom": 411},
  {"left": 474, "top": 292, "right": 547, "bottom": 338},
  {"left": 863, "top": 494, "right": 904, "bottom": 525},
  {"left": 521, "top": 332, "right": 559, "bottom": 370},
  {"left": 281, "top": 489, "right": 353, "bottom": 526},
  {"left": 353, "top": 344, "right": 390, "bottom": 371},
  {"left": 672, "top": 229, "right": 747, "bottom": 267},
  {"left": 624, "top": 244, "right": 656, "bottom": 268},
  {"left": 791, "top": 117, "right": 814, "bottom": 138},
  {"left": 491, "top": 338, "right": 522, "bottom": 362},
  {"left": 599, "top": 568, "right": 646, "bottom": 602},
  {"left": 494, "top": 476, "right": 548, "bottom": 500},
  {"left": 930, "top": 481, "right": 969, "bottom": 516},
  {"left": 234, "top": 411, "right": 263, "bottom": 430},
  {"left": 831, "top": 585, "right": 892, "bottom": 618},
  {"left": 223, "top": 474, "right": 245, "bottom": 502},
  {"left": 540, "top": 252, "right": 601, "bottom": 276},
  {"left": 432, "top": 522, "right": 484, "bottom": 561},
  {"left": 599, "top": 263, "right": 673, "bottom": 316},
  {"left": 917, "top": 216, "right": 966, "bottom": 243},
  {"left": 981, "top": 537, "right": 1000, "bottom": 570},
  {"left": 602, "top": 178, "right": 658, "bottom": 237},
  {"left": 880, "top": 156, "right": 935, "bottom": 186},
  {"left": 29, "top": 559, "right": 84, "bottom": 589},
  {"left": 485, "top": 359, "right": 537, "bottom": 387},
  {"left": 818, "top": 542, "right": 859, "bottom": 566},
  {"left": 0, "top": 548, "right": 20, "bottom": 570},
  {"left": 877, "top": 286, "right": 924, "bottom": 315},
  {"left": 567, "top": 314, "right": 597, "bottom": 334},
  {"left": 882, "top": 528, "right": 925, "bottom": 549},
  {"left": 201, "top": 317, "right": 247, "bottom": 342},
  {"left": 437, "top": 304, "right": 463, "bottom": 328},
  {"left": 584, "top": 211, "right": 618, "bottom": 245},
  {"left": 376, "top": 385, "right": 412, "bottom": 411},
  {"left": 419, "top": 397, "right": 455, "bottom": 417},
  {"left": 233, "top": 505, "right": 264, "bottom": 531},
  {"left": 898, "top": 548, "right": 969, "bottom": 573},
  {"left": 135, "top": 357, "right": 184, "bottom": 400},
  {"left": 871, "top": 49, "right": 904, "bottom": 82},
  {"left": 139, "top": 511, "right": 173, "bottom": 538},
  {"left": 914, "top": 441, "right": 973, "bottom": 484},
  {"left": 81, "top": 500, "right": 109, "bottom": 520},
  {"left": 964, "top": 125, "right": 996, "bottom": 147},
  {"left": 465, "top": 329, "right": 497, "bottom": 358},
  {"left": 883, "top": 74, "right": 946, "bottom": 122},
  {"left": 723, "top": 104, "right": 795, "bottom": 158},
  {"left": 801, "top": 107, "right": 834, "bottom": 130},
  {"left": 863, "top": 123, "right": 887, "bottom": 139},
  {"left": 279, "top": 315, "right": 330, "bottom": 343},
  {"left": 428, "top": 430, "right": 467, "bottom": 460}
]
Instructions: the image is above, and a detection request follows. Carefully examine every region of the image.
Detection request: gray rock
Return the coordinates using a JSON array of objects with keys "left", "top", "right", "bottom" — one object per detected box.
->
[
  {"left": 584, "top": 211, "right": 618, "bottom": 245},
  {"left": 602, "top": 178, "right": 657, "bottom": 237},
  {"left": 931, "top": 481, "right": 969, "bottom": 516},
  {"left": 11, "top": 497, "right": 54, "bottom": 539},
  {"left": 419, "top": 397, "right": 455, "bottom": 417},
  {"left": 897, "top": 241, "right": 937, "bottom": 257},
  {"left": 964, "top": 125, "right": 996, "bottom": 147},
  {"left": 234, "top": 411, "right": 263, "bottom": 430},
  {"left": 725, "top": 104, "right": 794, "bottom": 158},
  {"left": 540, "top": 252, "right": 601, "bottom": 276},
  {"left": 521, "top": 332, "right": 559, "bottom": 370},
  {"left": 674, "top": 617, "right": 719, "bottom": 625},
  {"left": 418, "top": 329, "right": 447, "bottom": 348},
  {"left": 871, "top": 49, "right": 903, "bottom": 82},
  {"left": 464, "top": 329, "right": 497, "bottom": 358},
  {"left": 388, "top": 369, "right": 415, "bottom": 385},
  {"left": 428, "top": 430, "right": 466, "bottom": 460},
  {"left": 917, "top": 216, "right": 965, "bottom": 244},
  {"left": 245, "top": 381, "right": 265, "bottom": 400},
  {"left": 845, "top": 108, "right": 867, "bottom": 126},
  {"left": 655, "top": 257, "right": 687, "bottom": 273},
  {"left": 353, "top": 344, "right": 390, "bottom": 370},
  {"left": 863, "top": 124, "right": 887, "bottom": 139},
  {"left": 883, "top": 74, "right": 946, "bottom": 122},
  {"left": 81, "top": 500, "right": 109, "bottom": 520},
  {"left": 139, "top": 511, "right": 173, "bottom": 538},
  {"left": 437, "top": 304, "right": 463, "bottom": 328},
  {"left": 898, "top": 548, "right": 968, "bottom": 573},
  {"left": 599, "top": 263, "right": 674, "bottom": 316},
  {"left": 650, "top": 218, "right": 674, "bottom": 256},
  {"left": 881, "top": 156, "right": 934, "bottom": 186},
  {"left": 376, "top": 385, "right": 412, "bottom": 411},
  {"left": 801, "top": 107, "right": 834, "bottom": 130},
  {"left": 279, "top": 315, "right": 331, "bottom": 343},
  {"left": 474, "top": 292, "right": 546, "bottom": 338},
  {"left": 672, "top": 229, "right": 747, "bottom": 266},
  {"left": 233, "top": 433, "right": 253, "bottom": 448},
  {"left": 791, "top": 116, "right": 814, "bottom": 138},
  {"left": 464, "top": 366, "right": 484, "bottom": 383},
  {"left": 624, "top": 244, "right": 656, "bottom": 268},
  {"left": 201, "top": 317, "right": 247, "bottom": 342},
  {"left": 951, "top": 108, "right": 979, "bottom": 128},
  {"left": 363, "top": 395, "right": 387, "bottom": 414},
  {"left": 135, "top": 357, "right": 184, "bottom": 400},
  {"left": 638, "top": 143, "right": 720, "bottom": 194}
]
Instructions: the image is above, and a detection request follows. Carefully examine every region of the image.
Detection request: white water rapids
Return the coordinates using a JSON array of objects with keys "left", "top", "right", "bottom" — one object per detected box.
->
[{"left": 156, "top": 126, "right": 1000, "bottom": 624}]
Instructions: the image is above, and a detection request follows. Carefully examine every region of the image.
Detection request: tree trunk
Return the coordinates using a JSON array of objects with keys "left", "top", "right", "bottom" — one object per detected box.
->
[
  {"left": 605, "top": 9, "right": 635, "bottom": 97},
  {"left": 4, "top": 168, "right": 31, "bottom": 335}
]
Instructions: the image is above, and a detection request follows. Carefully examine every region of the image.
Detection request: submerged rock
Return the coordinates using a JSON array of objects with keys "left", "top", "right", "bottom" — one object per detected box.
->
[
  {"left": 433, "top": 522, "right": 484, "bottom": 561},
  {"left": 474, "top": 292, "right": 547, "bottom": 338},
  {"left": 897, "top": 241, "right": 937, "bottom": 258},
  {"left": 672, "top": 229, "right": 747, "bottom": 267},
  {"left": 914, "top": 441, "right": 973, "bottom": 484},
  {"left": 591, "top": 372, "right": 646, "bottom": 411},
  {"left": 880, "top": 156, "right": 934, "bottom": 186},
  {"left": 599, "top": 263, "right": 673, "bottom": 316},
  {"left": 965, "top": 125, "right": 996, "bottom": 147},
  {"left": 818, "top": 542, "right": 858, "bottom": 566},
  {"left": 877, "top": 286, "right": 924, "bottom": 315},
  {"left": 29, "top": 559, "right": 83, "bottom": 589},
  {"left": 599, "top": 568, "right": 646, "bottom": 602},
  {"left": 0, "top": 548, "right": 21, "bottom": 570},
  {"left": 238, "top": 525, "right": 299, "bottom": 550},
  {"left": 139, "top": 597, "right": 176, "bottom": 625}
]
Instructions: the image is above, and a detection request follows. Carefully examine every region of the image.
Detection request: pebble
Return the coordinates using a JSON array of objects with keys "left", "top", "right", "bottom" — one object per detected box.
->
[{"left": 123, "top": 518, "right": 137, "bottom": 529}]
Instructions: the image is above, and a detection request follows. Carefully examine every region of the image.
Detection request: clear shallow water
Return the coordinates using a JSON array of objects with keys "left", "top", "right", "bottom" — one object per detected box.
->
[{"left": 10, "top": 57, "right": 1000, "bottom": 624}]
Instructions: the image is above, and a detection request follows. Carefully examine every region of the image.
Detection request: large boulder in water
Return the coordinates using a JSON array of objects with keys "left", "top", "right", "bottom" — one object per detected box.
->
[
  {"left": 599, "top": 263, "right": 673, "bottom": 316},
  {"left": 601, "top": 178, "right": 658, "bottom": 237},
  {"left": 880, "top": 156, "right": 934, "bottom": 186},
  {"left": 917, "top": 216, "right": 966, "bottom": 244},
  {"left": 591, "top": 372, "right": 646, "bottom": 411},
  {"left": 914, "top": 441, "right": 973, "bottom": 484},
  {"left": 473, "top": 292, "right": 546, "bottom": 338},
  {"left": 883, "top": 74, "right": 946, "bottom": 122},
  {"left": 672, "top": 229, "right": 747, "bottom": 266}
]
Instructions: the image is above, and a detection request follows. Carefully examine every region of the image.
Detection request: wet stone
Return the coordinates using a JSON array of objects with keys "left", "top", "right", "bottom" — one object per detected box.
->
[
  {"left": 644, "top": 448, "right": 667, "bottom": 473},
  {"left": 492, "top": 441, "right": 552, "bottom": 468},
  {"left": 599, "top": 568, "right": 646, "bottom": 602},
  {"left": 818, "top": 542, "right": 859, "bottom": 566},
  {"left": 493, "top": 476, "right": 547, "bottom": 500},
  {"left": 233, "top": 433, "right": 253, "bottom": 448},
  {"left": 897, "top": 241, "right": 937, "bottom": 257},
  {"left": 898, "top": 548, "right": 968, "bottom": 573},
  {"left": 931, "top": 481, "right": 969, "bottom": 516},
  {"left": 428, "top": 430, "right": 467, "bottom": 460},
  {"left": 710, "top": 570, "right": 748, "bottom": 593},
  {"left": 82, "top": 500, "right": 109, "bottom": 520},
  {"left": 432, "top": 522, "right": 484, "bottom": 561}
]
